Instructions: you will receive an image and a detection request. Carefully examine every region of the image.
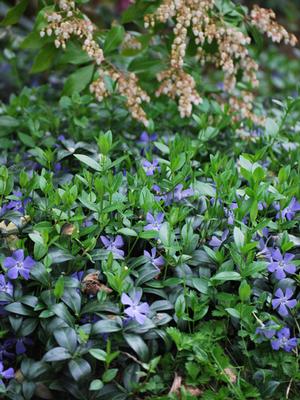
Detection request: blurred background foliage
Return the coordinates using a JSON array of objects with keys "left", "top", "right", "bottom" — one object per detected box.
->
[{"left": 0, "top": 0, "right": 299, "bottom": 103}]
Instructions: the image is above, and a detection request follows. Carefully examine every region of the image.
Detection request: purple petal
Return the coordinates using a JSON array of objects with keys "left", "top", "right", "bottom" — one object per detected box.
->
[
  {"left": 16, "top": 340, "right": 26, "bottom": 355},
  {"left": 284, "top": 263, "right": 296, "bottom": 275},
  {"left": 113, "top": 235, "right": 124, "bottom": 248},
  {"left": 274, "top": 268, "right": 286, "bottom": 280},
  {"left": 285, "top": 287, "right": 294, "bottom": 299},
  {"left": 156, "top": 212, "right": 164, "bottom": 224},
  {"left": 271, "top": 339, "right": 280, "bottom": 350},
  {"left": 146, "top": 213, "right": 155, "bottom": 224},
  {"left": 271, "top": 248, "right": 282, "bottom": 262},
  {"left": 286, "top": 299, "right": 297, "bottom": 309},
  {"left": 209, "top": 236, "right": 222, "bottom": 248},
  {"left": 23, "top": 257, "right": 35, "bottom": 270},
  {"left": 284, "top": 253, "right": 295, "bottom": 262},
  {"left": 137, "top": 302, "right": 149, "bottom": 315},
  {"left": 154, "top": 256, "right": 164, "bottom": 267},
  {"left": 124, "top": 307, "right": 135, "bottom": 319},
  {"left": 19, "top": 269, "right": 30, "bottom": 280},
  {"left": 13, "top": 249, "right": 24, "bottom": 262},
  {"left": 2, "top": 367, "right": 14, "bottom": 379},
  {"left": 134, "top": 312, "right": 146, "bottom": 325},
  {"left": 100, "top": 236, "right": 111, "bottom": 247},
  {"left": 121, "top": 293, "right": 133, "bottom": 306},
  {"left": 278, "top": 304, "right": 288, "bottom": 317},
  {"left": 274, "top": 288, "right": 284, "bottom": 298},
  {"left": 278, "top": 327, "right": 290, "bottom": 339},
  {"left": 144, "top": 250, "right": 151, "bottom": 258},
  {"left": 272, "top": 299, "right": 280, "bottom": 309},
  {"left": 133, "top": 291, "right": 143, "bottom": 305},
  {"left": 150, "top": 248, "right": 157, "bottom": 258},
  {"left": 7, "top": 267, "right": 19, "bottom": 280},
  {"left": 144, "top": 224, "right": 154, "bottom": 231},
  {"left": 3, "top": 257, "right": 17, "bottom": 269}
]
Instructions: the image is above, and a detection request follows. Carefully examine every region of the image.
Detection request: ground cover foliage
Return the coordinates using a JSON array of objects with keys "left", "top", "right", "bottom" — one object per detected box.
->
[{"left": 0, "top": 0, "right": 300, "bottom": 399}]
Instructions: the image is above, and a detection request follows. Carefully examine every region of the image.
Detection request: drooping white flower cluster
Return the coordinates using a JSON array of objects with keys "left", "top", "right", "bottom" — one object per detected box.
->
[
  {"left": 40, "top": 0, "right": 149, "bottom": 125},
  {"left": 145, "top": 0, "right": 297, "bottom": 123},
  {"left": 250, "top": 5, "right": 297, "bottom": 46}
]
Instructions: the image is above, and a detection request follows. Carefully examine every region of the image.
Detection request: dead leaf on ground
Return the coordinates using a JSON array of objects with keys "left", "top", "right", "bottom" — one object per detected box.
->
[{"left": 81, "top": 272, "right": 112, "bottom": 295}]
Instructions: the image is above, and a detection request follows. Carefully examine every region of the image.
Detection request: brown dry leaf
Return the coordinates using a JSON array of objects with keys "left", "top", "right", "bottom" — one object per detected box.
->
[
  {"left": 184, "top": 385, "right": 203, "bottom": 397},
  {"left": 81, "top": 272, "right": 112, "bottom": 296},
  {"left": 169, "top": 372, "right": 182, "bottom": 394},
  {"left": 61, "top": 223, "right": 76, "bottom": 236},
  {"left": 14, "top": 369, "right": 24, "bottom": 383},
  {"left": 224, "top": 367, "right": 237, "bottom": 384},
  {"left": 0, "top": 221, "right": 18, "bottom": 235},
  {"left": 35, "top": 382, "right": 53, "bottom": 399}
]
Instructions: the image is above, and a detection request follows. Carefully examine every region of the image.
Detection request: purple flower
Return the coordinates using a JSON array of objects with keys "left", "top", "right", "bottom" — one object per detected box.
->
[
  {"left": 0, "top": 275, "right": 13, "bottom": 297},
  {"left": 152, "top": 185, "right": 168, "bottom": 202},
  {"left": 144, "top": 212, "right": 164, "bottom": 231},
  {"left": 14, "top": 337, "right": 33, "bottom": 355},
  {"left": 3, "top": 250, "right": 35, "bottom": 280},
  {"left": 165, "top": 184, "right": 194, "bottom": 205},
  {"left": 142, "top": 159, "right": 160, "bottom": 176},
  {"left": 209, "top": 229, "right": 229, "bottom": 250},
  {"left": 144, "top": 248, "right": 164, "bottom": 269},
  {"left": 0, "top": 205, "right": 8, "bottom": 218},
  {"left": 7, "top": 191, "right": 29, "bottom": 215},
  {"left": 281, "top": 197, "right": 300, "bottom": 221},
  {"left": 258, "top": 201, "right": 267, "bottom": 211},
  {"left": 82, "top": 215, "right": 95, "bottom": 227},
  {"left": 174, "top": 184, "right": 193, "bottom": 201},
  {"left": 121, "top": 291, "right": 150, "bottom": 325},
  {"left": 224, "top": 207, "right": 235, "bottom": 225},
  {"left": 100, "top": 235, "right": 124, "bottom": 257},
  {"left": 267, "top": 249, "right": 296, "bottom": 280},
  {"left": 54, "top": 162, "right": 62, "bottom": 173},
  {"left": 271, "top": 327, "right": 297, "bottom": 352},
  {"left": 139, "top": 132, "right": 157, "bottom": 145},
  {"left": 272, "top": 288, "right": 297, "bottom": 317},
  {"left": 0, "top": 361, "right": 14, "bottom": 384},
  {"left": 0, "top": 341, "right": 14, "bottom": 361},
  {"left": 255, "top": 321, "right": 276, "bottom": 341},
  {"left": 71, "top": 271, "right": 84, "bottom": 282},
  {"left": 58, "top": 135, "right": 66, "bottom": 142}
]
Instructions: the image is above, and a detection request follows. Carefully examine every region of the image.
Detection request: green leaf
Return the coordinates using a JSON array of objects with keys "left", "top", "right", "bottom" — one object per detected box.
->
[
  {"left": 18, "top": 132, "right": 35, "bottom": 147},
  {"left": 102, "top": 368, "right": 118, "bottom": 383},
  {"left": 89, "top": 349, "right": 107, "bottom": 362},
  {"left": 211, "top": 271, "right": 241, "bottom": 282},
  {"left": 50, "top": 303, "right": 74, "bottom": 326},
  {"left": 54, "top": 276, "right": 65, "bottom": 300},
  {"left": 123, "top": 333, "right": 149, "bottom": 362},
  {"left": 5, "top": 302, "right": 35, "bottom": 316},
  {"left": 128, "top": 57, "right": 165, "bottom": 75},
  {"left": 118, "top": 228, "right": 137, "bottom": 237},
  {"left": 68, "top": 359, "right": 91, "bottom": 381},
  {"left": 31, "top": 44, "right": 56, "bottom": 73},
  {"left": 74, "top": 154, "right": 101, "bottom": 172},
  {"left": 104, "top": 26, "right": 125, "bottom": 54},
  {"left": 193, "top": 181, "right": 216, "bottom": 197},
  {"left": 89, "top": 379, "right": 104, "bottom": 391},
  {"left": 92, "top": 319, "right": 122, "bottom": 334},
  {"left": 43, "top": 347, "right": 72, "bottom": 362},
  {"left": 62, "top": 64, "right": 94, "bottom": 95},
  {"left": 239, "top": 280, "right": 251, "bottom": 302},
  {"left": 225, "top": 308, "right": 240, "bottom": 319},
  {"left": 1, "top": 0, "right": 28, "bottom": 26},
  {"left": 54, "top": 328, "right": 77, "bottom": 354},
  {"left": 192, "top": 278, "right": 208, "bottom": 294},
  {"left": 59, "top": 41, "right": 91, "bottom": 65},
  {"left": 233, "top": 227, "right": 245, "bottom": 249}
]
